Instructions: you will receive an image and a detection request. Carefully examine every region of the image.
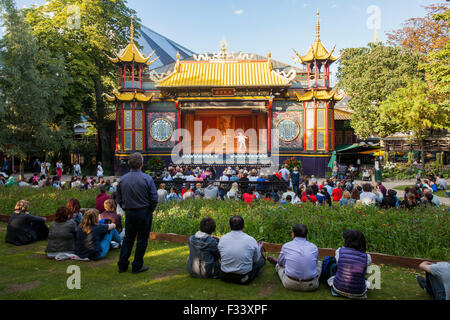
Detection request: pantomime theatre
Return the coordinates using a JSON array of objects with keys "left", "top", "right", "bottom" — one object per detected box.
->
[{"left": 106, "top": 13, "right": 346, "bottom": 176}]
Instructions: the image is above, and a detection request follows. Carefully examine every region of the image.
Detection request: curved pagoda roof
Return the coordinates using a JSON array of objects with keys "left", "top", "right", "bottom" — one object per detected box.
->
[
  {"left": 294, "top": 11, "right": 339, "bottom": 63},
  {"left": 103, "top": 90, "right": 154, "bottom": 102},
  {"left": 108, "top": 17, "right": 158, "bottom": 66},
  {"left": 295, "top": 89, "right": 344, "bottom": 101}
]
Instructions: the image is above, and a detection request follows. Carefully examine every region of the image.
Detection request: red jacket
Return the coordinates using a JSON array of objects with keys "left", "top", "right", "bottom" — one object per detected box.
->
[
  {"left": 332, "top": 188, "right": 343, "bottom": 202},
  {"left": 96, "top": 193, "right": 111, "bottom": 213},
  {"left": 243, "top": 193, "right": 256, "bottom": 204}
]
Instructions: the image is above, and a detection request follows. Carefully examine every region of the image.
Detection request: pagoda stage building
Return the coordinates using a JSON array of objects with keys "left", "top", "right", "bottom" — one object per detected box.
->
[{"left": 106, "top": 13, "right": 352, "bottom": 177}]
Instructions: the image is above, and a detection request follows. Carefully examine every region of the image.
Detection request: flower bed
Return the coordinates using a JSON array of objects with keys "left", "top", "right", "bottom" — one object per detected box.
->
[{"left": 153, "top": 200, "right": 449, "bottom": 261}]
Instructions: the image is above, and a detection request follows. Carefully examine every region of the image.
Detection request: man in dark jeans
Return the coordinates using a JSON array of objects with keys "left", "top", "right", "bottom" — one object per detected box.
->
[{"left": 117, "top": 153, "right": 158, "bottom": 274}]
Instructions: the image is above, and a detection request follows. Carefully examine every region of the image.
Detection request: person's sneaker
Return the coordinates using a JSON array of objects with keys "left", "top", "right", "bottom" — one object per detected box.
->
[
  {"left": 240, "top": 275, "right": 249, "bottom": 283},
  {"left": 132, "top": 266, "right": 149, "bottom": 274},
  {"left": 110, "top": 241, "right": 120, "bottom": 249}
]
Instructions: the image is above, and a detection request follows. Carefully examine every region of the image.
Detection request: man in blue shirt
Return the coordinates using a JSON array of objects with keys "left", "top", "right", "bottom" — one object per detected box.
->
[
  {"left": 218, "top": 216, "right": 266, "bottom": 285},
  {"left": 267, "top": 224, "right": 321, "bottom": 291},
  {"left": 117, "top": 153, "right": 158, "bottom": 274}
]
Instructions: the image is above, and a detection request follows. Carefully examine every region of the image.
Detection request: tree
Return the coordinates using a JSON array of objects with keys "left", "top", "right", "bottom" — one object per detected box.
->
[
  {"left": 422, "top": 8, "right": 450, "bottom": 109},
  {"left": 387, "top": 3, "right": 449, "bottom": 56},
  {"left": 336, "top": 43, "right": 424, "bottom": 139},
  {"left": 378, "top": 78, "right": 448, "bottom": 165},
  {"left": 0, "top": 0, "right": 71, "bottom": 178},
  {"left": 25, "top": 0, "right": 138, "bottom": 172}
]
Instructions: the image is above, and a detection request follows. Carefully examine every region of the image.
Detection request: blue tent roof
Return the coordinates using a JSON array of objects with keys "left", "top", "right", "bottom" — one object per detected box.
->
[{"left": 137, "top": 26, "right": 196, "bottom": 70}]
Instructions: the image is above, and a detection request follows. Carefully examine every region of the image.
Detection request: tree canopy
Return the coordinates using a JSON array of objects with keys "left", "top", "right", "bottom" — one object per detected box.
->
[
  {"left": 336, "top": 43, "right": 424, "bottom": 139},
  {"left": 25, "top": 0, "right": 139, "bottom": 169},
  {"left": 0, "top": 0, "right": 71, "bottom": 175}
]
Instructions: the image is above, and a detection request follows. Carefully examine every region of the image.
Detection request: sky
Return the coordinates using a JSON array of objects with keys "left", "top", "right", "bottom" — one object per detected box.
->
[{"left": 4, "top": 0, "right": 444, "bottom": 68}]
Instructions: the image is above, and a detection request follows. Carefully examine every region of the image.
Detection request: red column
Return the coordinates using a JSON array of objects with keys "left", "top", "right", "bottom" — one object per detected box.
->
[
  {"left": 313, "top": 100, "right": 317, "bottom": 151},
  {"left": 314, "top": 61, "right": 318, "bottom": 88},
  {"left": 123, "top": 65, "right": 127, "bottom": 89},
  {"left": 132, "top": 102, "right": 136, "bottom": 150},
  {"left": 307, "top": 64, "right": 310, "bottom": 88},
  {"left": 120, "top": 105, "right": 124, "bottom": 151},
  {"left": 175, "top": 100, "right": 181, "bottom": 144},
  {"left": 303, "top": 102, "right": 307, "bottom": 150},
  {"left": 139, "top": 65, "right": 142, "bottom": 89},
  {"left": 142, "top": 102, "right": 146, "bottom": 151},
  {"left": 268, "top": 100, "right": 273, "bottom": 153},
  {"left": 325, "top": 101, "right": 329, "bottom": 150},
  {"left": 332, "top": 102, "right": 335, "bottom": 150},
  {"left": 115, "top": 105, "right": 119, "bottom": 151},
  {"left": 132, "top": 62, "right": 135, "bottom": 89}
]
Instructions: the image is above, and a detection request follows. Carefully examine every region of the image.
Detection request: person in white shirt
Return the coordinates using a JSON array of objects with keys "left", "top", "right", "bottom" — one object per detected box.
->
[
  {"left": 97, "top": 162, "right": 104, "bottom": 179},
  {"left": 279, "top": 164, "right": 290, "bottom": 183},
  {"left": 359, "top": 183, "right": 379, "bottom": 205},
  {"left": 218, "top": 216, "right": 265, "bottom": 285}
]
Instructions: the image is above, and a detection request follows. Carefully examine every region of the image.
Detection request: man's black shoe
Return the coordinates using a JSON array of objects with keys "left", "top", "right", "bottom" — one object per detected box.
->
[
  {"left": 132, "top": 266, "right": 149, "bottom": 274},
  {"left": 118, "top": 268, "right": 128, "bottom": 273}
]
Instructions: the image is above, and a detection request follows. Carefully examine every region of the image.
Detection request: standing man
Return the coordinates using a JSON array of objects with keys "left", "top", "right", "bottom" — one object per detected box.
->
[
  {"left": 33, "top": 159, "right": 41, "bottom": 175},
  {"left": 117, "top": 153, "right": 158, "bottom": 274},
  {"left": 73, "top": 161, "right": 81, "bottom": 177}
]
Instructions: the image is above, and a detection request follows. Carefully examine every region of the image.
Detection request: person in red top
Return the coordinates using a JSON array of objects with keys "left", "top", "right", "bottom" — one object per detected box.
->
[
  {"left": 181, "top": 183, "right": 193, "bottom": 197},
  {"left": 301, "top": 187, "right": 318, "bottom": 204},
  {"left": 332, "top": 183, "right": 343, "bottom": 202},
  {"left": 243, "top": 190, "right": 257, "bottom": 204},
  {"left": 95, "top": 185, "right": 111, "bottom": 213}
]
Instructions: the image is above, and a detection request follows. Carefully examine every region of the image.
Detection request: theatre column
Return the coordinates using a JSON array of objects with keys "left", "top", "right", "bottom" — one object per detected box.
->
[{"left": 267, "top": 100, "right": 273, "bottom": 153}]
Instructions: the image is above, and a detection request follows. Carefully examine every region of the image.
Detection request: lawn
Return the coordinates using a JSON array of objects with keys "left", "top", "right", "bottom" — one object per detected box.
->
[
  {"left": 394, "top": 185, "right": 449, "bottom": 198},
  {"left": 0, "top": 226, "right": 431, "bottom": 300}
]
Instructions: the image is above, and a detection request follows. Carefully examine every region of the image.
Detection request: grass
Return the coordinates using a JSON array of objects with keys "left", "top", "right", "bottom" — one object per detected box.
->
[
  {"left": 393, "top": 185, "right": 449, "bottom": 198},
  {"left": 0, "top": 226, "right": 431, "bottom": 300}
]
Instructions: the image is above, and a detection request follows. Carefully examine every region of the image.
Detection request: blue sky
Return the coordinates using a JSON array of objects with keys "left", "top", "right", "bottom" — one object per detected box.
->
[{"left": 6, "top": 0, "right": 443, "bottom": 65}]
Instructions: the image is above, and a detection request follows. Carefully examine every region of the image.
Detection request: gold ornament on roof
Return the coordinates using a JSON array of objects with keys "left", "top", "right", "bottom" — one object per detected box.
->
[
  {"left": 107, "top": 16, "right": 159, "bottom": 66},
  {"left": 292, "top": 10, "right": 339, "bottom": 63}
]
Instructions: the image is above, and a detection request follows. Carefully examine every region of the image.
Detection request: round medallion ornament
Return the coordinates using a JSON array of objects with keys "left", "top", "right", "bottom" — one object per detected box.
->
[
  {"left": 276, "top": 118, "right": 300, "bottom": 142},
  {"left": 150, "top": 118, "right": 173, "bottom": 142}
]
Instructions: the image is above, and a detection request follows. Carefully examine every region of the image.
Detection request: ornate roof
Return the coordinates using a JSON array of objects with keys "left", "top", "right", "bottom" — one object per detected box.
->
[
  {"left": 295, "top": 89, "right": 344, "bottom": 101},
  {"left": 108, "top": 17, "right": 158, "bottom": 66},
  {"left": 155, "top": 52, "right": 295, "bottom": 88},
  {"left": 293, "top": 11, "right": 339, "bottom": 63},
  {"left": 103, "top": 90, "right": 154, "bottom": 102}
]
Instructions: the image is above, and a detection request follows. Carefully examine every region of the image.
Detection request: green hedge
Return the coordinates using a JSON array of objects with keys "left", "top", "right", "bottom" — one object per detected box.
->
[
  {"left": 0, "top": 186, "right": 98, "bottom": 216},
  {"left": 153, "top": 200, "right": 450, "bottom": 261}
]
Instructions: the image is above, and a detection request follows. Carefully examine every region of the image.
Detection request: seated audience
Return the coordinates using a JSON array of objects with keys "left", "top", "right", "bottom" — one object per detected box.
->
[
  {"left": 166, "top": 187, "right": 182, "bottom": 201},
  {"left": 157, "top": 183, "right": 168, "bottom": 203},
  {"left": 242, "top": 189, "right": 257, "bottom": 205},
  {"left": 421, "top": 189, "right": 440, "bottom": 208},
  {"left": 227, "top": 182, "right": 239, "bottom": 200},
  {"left": 436, "top": 175, "right": 447, "bottom": 191},
  {"left": 45, "top": 207, "right": 77, "bottom": 258},
  {"left": 332, "top": 183, "right": 343, "bottom": 202},
  {"left": 359, "top": 183, "right": 378, "bottom": 206},
  {"left": 186, "top": 218, "right": 221, "bottom": 279},
  {"left": 400, "top": 193, "right": 418, "bottom": 209},
  {"left": 218, "top": 215, "right": 266, "bottom": 285},
  {"left": 75, "top": 209, "right": 122, "bottom": 261},
  {"left": 204, "top": 182, "right": 219, "bottom": 200},
  {"left": 328, "top": 230, "right": 373, "bottom": 299},
  {"left": 67, "top": 198, "right": 83, "bottom": 226},
  {"left": 5, "top": 200, "right": 49, "bottom": 246},
  {"left": 99, "top": 199, "right": 123, "bottom": 234},
  {"left": 339, "top": 191, "right": 355, "bottom": 207},
  {"left": 95, "top": 185, "right": 111, "bottom": 213},
  {"left": 301, "top": 187, "right": 318, "bottom": 204},
  {"left": 416, "top": 261, "right": 450, "bottom": 300},
  {"left": 381, "top": 189, "right": 398, "bottom": 209},
  {"left": 267, "top": 224, "right": 321, "bottom": 291}
]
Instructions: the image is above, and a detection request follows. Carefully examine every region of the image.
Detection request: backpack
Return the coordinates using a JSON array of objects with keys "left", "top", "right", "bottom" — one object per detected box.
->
[{"left": 320, "top": 256, "right": 337, "bottom": 284}]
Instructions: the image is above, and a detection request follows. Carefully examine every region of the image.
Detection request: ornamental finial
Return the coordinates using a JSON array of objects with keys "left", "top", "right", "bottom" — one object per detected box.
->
[
  {"left": 130, "top": 16, "right": 134, "bottom": 42},
  {"left": 219, "top": 36, "right": 227, "bottom": 53},
  {"left": 176, "top": 50, "right": 180, "bottom": 61},
  {"left": 316, "top": 9, "right": 320, "bottom": 40}
]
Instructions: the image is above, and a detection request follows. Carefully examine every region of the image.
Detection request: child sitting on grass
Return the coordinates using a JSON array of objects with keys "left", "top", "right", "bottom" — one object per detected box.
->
[{"left": 75, "top": 209, "right": 122, "bottom": 261}]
